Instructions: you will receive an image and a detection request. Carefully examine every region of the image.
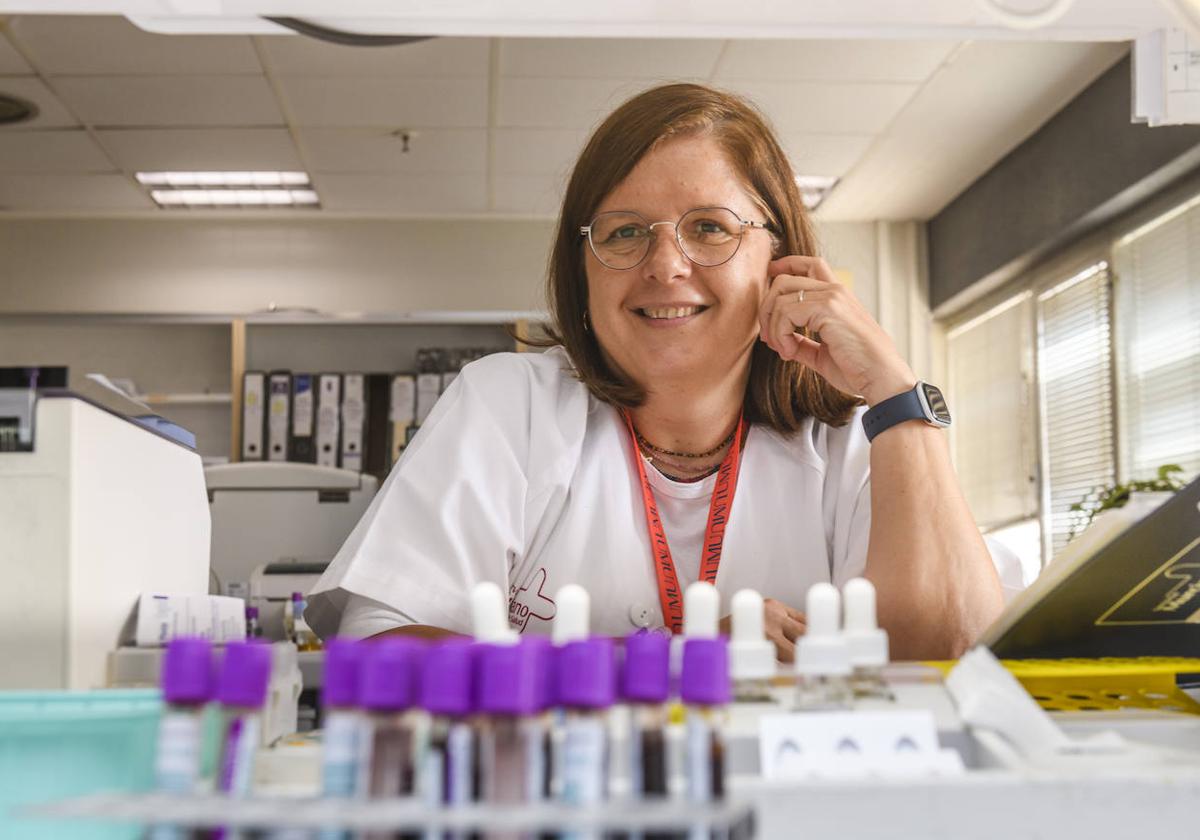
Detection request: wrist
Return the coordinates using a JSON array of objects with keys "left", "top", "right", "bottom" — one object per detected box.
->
[{"left": 862, "top": 371, "right": 917, "bottom": 408}]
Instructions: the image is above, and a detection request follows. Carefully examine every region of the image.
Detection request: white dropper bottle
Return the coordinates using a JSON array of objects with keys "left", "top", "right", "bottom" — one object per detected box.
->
[
  {"left": 843, "top": 577, "right": 892, "bottom": 700},
  {"left": 552, "top": 584, "right": 590, "bottom": 645},
  {"left": 728, "top": 589, "right": 775, "bottom": 703},
  {"left": 471, "top": 581, "right": 519, "bottom": 644},
  {"left": 793, "top": 582, "right": 853, "bottom": 711}
]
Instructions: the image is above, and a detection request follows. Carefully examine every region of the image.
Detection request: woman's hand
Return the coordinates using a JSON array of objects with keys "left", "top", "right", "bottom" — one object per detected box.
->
[
  {"left": 719, "top": 598, "right": 806, "bottom": 663},
  {"left": 758, "top": 255, "right": 916, "bottom": 407}
]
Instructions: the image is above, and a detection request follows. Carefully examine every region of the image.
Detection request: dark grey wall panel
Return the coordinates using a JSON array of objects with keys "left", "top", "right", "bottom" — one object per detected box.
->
[{"left": 929, "top": 54, "right": 1200, "bottom": 309}]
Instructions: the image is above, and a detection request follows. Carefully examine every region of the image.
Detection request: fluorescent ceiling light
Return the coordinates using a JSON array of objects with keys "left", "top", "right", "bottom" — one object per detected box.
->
[
  {"left": 138, "top": 171, "right": 319, "bottom": 209},
  {"left": 795, "top": 175, "right": 839, "bottom": 211}
]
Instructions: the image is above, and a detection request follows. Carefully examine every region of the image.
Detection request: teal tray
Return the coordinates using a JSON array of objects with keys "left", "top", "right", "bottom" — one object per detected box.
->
[{"left": 0, "top": 689, "right": 163, "bottom": 840}]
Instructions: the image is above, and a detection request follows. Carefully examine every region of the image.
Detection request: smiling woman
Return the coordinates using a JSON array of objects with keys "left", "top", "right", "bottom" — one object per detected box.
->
[{"left": 307, "top": 82, "right": 1004, "bottom": 661}]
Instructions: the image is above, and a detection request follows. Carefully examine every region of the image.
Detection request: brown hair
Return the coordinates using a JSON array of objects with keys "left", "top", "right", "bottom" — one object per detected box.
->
[{"left": 539, "top": 82, "right": 861, "bottom": 432}]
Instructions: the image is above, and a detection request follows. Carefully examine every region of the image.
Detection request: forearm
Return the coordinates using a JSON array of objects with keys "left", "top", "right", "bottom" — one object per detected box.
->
[
  {"left": 863, "top": 422, "right": 1004, "bottom": 660},
  {"left": 369, "top": 625, "right": 462, "bottom": 641}
]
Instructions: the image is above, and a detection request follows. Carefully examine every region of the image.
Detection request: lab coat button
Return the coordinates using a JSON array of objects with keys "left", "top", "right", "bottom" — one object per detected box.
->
[{"left": 629, "top": 603, "right": 653, "bottom": 628}]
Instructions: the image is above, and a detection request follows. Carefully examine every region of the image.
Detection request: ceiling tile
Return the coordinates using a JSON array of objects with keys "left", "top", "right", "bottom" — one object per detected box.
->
[
  {"left": 723, "top": 79, "right": 918, "bottom": 135},
  {"left": 316, "top": 172, "right": 486, "bottom": 212},
  {"left": 0, "top": 173, "right": 153, "bottom": 211},
  {"left": 0, "top": 77, "right": 78, "bottom": 129},
  {"left": 53, "top": 76, "right": 283, "bottom": 127},
  {"left": 301, "top": 128, "right": 486, "bottom": 173},
  {"left": 781, "top": 133, "right": 876, "bottom": 178},
  {"left": 497, "top": 78, "right": 672, "bottom": 129},
  {"left": 281, "top": 77, "right": 487, "bottom": 128},
  {"left": 492, "top": 128, "right": 588, "bottom": 176},
  {"left": 7, "top": 15, "right": 260, "bottom": 75},
  {"left": 259, "top": 35, "right": 489, "bottom": 77},
  {"left": 98, "top": 128, "right": 301, "bottom": 171},
  {"left": 492, "top": 173, "right": 563, "bottom": 216},
  {"left": 0, "top": 130, "right": 114, "bottom": 173},
  {"left": 818, "top": 41, "right": 1127, "bottom": 221},
  {"left": 499, "top": 38, "right": 723, "bottom": 79},
  {"left": 0, "top": 33, "right": 33, "bottom": 74},
  {"left": 716, "top": 40, "right": 956, "bottom": 83}
]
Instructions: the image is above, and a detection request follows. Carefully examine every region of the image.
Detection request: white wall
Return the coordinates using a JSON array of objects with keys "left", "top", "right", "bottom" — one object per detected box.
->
[
  {"left": 0, "top": 217, "right": 557, "bottom": 315},
  {"left": 0, "top": 216, "right": 919, "bottom": 318}
]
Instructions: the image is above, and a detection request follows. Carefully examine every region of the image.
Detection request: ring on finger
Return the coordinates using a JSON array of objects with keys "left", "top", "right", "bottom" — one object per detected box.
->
[{"left": 796, "top": 289, "right": 805, "bottom": 303}]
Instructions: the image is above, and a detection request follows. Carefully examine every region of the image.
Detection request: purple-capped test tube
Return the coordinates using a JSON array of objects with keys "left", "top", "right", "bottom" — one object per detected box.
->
[
  {"left": 557, "top": 637, "right": 616, "bottom": 813},
  {"left": 622, "top": 631, "right": 671, "bottom": 805},
  {"left": 213, "top": 641, "right": 273, "bottom": 840},
  {"left": 680, "top": 638, "right": 731, "bottom": 808},
  {"left": 419, "top": 638, "right": 477, "bottom": 814},
  {"left": 149, "top": 638, "right": 213, "bottom": 840},
  {"left": 475, "top": 636, "right": 555, "bottom": 811}
]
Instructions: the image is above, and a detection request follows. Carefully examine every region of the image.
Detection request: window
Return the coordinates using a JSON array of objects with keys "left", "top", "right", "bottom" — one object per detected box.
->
[
  {"left": 1036, "top": 263, "right": 1116, "bottom": 559},
  {"left": 1113, "top": 200, "right": 1200, "bottom": 482},
  {"left": 947, "top": 293, "right": 1038, "bottom": 531}
]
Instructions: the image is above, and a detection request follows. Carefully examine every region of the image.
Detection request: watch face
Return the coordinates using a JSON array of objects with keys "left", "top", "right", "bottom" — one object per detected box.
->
[{"left": 921, "top": 383, "right": 952, "bottom": 425}]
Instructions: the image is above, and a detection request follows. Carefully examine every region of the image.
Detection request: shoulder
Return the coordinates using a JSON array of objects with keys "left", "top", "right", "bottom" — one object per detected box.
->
[
  {"left": 455, "top": 346, "right": 583, "bottom": 403},
  {"left": 754, "top": 405, "right": 870, "bottom": 485}
]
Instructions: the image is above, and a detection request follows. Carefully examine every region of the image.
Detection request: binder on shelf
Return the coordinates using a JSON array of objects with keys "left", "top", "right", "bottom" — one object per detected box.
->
[
  {"left": 315, "top": 373, "right": 341, "bottom": 468},
  {"left": 290, "top": 373, "right": 316, "bottom": 463},
  {"left": 241, "top": 371, "right": 266, "bottom": 461},
  {"left": 340, "top": 373, "right": 366, "bottom": 473},
  {"left": 389, "top": 373, "right": 416, "bottom": 467},
  {"left": 365, "top": 374, "right": 392, "bottom": 479},
  {"left": 266, "top": 371, "right": 291, "bottom": 462},
  {"left": 415, "top": 373, "right": 441, "bottom": 426}
]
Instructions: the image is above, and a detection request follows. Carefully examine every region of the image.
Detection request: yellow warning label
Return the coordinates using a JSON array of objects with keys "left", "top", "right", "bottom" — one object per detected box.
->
[{"left": 1096, "top": 536, "right": 1200, "bottom": 626}]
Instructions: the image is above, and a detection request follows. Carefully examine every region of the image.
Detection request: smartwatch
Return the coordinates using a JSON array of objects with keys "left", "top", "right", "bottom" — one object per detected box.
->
[{"left": 861, "top": 381, "right": 952, "bottom": 443}]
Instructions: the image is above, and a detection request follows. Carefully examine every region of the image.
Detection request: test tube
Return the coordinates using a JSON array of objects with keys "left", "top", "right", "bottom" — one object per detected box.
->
[
  {"left": 149, "top": 637, "right": 213, "bottom": 840},
  {"left": 318, "top": 639, "right": 366, "bottom": 840},
  {"left": 556, "top": 636, "right": 616, "bottom": 835},
  {"left": 474, "top": 637, "right": 553, "bottom": 839},
  {"left": 359, "top": 638, "right": 424, "bottom": 840},
  {"left": 621, "top": 631, "right": 673, "bottom": 840},
  {"left": 793, "top": 583, "right": 852, "bottom": 711},
  {"left": 212, "top": 641, "right": 273, "bottom": 840},
  {"left": 843, "top": 578, "right": 892, "bottom": 700},
  {"left": 680, "top": 637, "right": 731, "bottom": 840},
  {"left": 419, "top": 638, "right": 478, "bottom": 840}
]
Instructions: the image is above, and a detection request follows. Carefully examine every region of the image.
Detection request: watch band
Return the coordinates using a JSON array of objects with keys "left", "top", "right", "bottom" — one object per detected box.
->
[{"left": 861, "top": 386, "right": 926, "bottom": 443}]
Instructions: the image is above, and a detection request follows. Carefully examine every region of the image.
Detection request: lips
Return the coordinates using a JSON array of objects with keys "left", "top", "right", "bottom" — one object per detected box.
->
[{"left": 636, "top": 305, "right": 708, "bottom": 320}]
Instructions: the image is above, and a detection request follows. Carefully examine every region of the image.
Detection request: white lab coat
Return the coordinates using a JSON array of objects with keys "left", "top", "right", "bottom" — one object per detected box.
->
[{"left": 306, "top": 347, "right": 873, "bottom": 639}]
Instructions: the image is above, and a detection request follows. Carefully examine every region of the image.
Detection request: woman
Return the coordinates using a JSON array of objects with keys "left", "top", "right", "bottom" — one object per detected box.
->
[{"left": 307, "top": 83, "right": 1004, "bottom": 661}]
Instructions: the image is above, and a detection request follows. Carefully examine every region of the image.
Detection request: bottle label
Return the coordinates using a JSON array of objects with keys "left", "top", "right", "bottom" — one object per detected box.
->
[
  {"left": 560, "top": 716, "right": 606, "bottom": 806},
  {"left": 685, "top": 714, "right": 712, "bottom": 804},
  {"left": 218, "top": 715, "right": 261, "bottom": 797},
  {"left": 321, "top": 712, "right": 362, "bottom": 798},
  {"left": 446, "top": 722, "right": 474, "bottom": 805},
  {"left": 156, "top": 711, "right": 202, "bottom": 794}
]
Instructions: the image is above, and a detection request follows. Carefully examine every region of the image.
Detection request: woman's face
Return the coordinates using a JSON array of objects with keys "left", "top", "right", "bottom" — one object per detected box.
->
[{"left": 584, "top": 134, "right": 774, "bottom": 392}]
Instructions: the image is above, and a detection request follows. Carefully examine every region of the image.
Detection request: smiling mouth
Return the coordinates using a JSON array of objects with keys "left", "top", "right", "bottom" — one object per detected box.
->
[{"left": 636, "top": 305, "right": 708, "bottom": 320}]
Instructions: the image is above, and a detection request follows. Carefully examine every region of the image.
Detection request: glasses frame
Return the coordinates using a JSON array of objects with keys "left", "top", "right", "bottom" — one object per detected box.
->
[{"left": 579, "top": 206, "right": 773, "bottom": 270}]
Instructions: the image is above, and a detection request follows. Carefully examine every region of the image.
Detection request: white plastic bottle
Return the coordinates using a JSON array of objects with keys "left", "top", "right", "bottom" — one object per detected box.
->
[{"left": 794, "top": 583, "right": 853, "bottom": 711}]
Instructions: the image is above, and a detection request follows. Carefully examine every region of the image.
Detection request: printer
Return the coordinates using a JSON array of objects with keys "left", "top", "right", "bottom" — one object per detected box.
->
[
  {"left": 205, "top": 462, "right": 378, "bottom": 638},
  {"left": 0, "top": 374, "right": 211, "bottom": 690}
]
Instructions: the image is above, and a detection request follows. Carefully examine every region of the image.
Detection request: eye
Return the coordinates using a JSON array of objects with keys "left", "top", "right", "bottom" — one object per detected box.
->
[{"left": 604, "top": 224, "right": 648, "bottom": 243}]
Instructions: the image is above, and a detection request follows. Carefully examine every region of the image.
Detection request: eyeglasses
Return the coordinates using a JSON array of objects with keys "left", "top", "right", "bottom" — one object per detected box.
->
[{"left": 580, "top": 206, "right": 773, "bottom": 270}]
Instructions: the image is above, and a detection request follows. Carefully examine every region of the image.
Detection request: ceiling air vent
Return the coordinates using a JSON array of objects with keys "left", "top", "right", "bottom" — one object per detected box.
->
[{"left": 0, "top": 93, "right": 38, "bottom": 126}]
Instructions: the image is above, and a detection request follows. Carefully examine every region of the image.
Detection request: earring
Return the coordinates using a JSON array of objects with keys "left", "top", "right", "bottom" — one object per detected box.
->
[{"left": 583, "top": 310, "right": 591, "bottom": 332}]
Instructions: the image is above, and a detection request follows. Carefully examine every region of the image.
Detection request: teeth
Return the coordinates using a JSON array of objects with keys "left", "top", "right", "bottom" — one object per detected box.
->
[{"left": 642, "top": 306, "right": 702, "bottom": 320}]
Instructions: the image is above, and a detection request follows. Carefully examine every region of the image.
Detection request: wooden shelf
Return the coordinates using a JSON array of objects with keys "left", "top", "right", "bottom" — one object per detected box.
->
[{"left": 135, "top": 392, "right": 232, "bottom": 406}]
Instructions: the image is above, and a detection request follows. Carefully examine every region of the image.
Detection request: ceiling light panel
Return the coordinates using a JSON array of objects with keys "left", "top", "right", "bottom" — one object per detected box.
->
[{"left": 139, "top": 171, "right": 319, "bottom": 208}]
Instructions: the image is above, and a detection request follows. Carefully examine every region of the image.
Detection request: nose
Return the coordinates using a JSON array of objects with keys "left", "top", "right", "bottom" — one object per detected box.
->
[{"left": 641, "top": 222, "right": 691, "bottom": 283}]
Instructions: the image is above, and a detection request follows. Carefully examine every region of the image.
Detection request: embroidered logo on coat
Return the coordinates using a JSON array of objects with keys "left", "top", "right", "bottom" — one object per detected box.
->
[{"left": 508, "top": 566, "right": 556, "bottom": 632}]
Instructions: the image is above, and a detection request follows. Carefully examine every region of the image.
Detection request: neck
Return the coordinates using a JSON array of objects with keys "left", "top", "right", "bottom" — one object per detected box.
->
[{"left": 629, "top": 363, "right": 749, "bottom": 455}]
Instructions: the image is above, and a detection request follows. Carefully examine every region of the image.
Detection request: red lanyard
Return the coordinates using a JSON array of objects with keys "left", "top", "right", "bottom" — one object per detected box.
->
[{"left": 623, "top": 410, "right": 746, "bottom": 634}]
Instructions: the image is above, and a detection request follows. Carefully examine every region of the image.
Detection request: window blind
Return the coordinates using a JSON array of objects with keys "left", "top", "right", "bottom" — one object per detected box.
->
[
  {"left": 1112, "top": 200, "right": 1200, "bottom": 483},
  {"left": 947, "top": 294, "right": 1038, "bottom": 530},
  {"left": 1036, "top": 264, "right": 1116, "bottom": 559}
]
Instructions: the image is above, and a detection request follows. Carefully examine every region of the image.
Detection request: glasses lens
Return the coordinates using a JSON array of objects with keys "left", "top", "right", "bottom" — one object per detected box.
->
[
  {"left": 588, "top": 212, "right": 650, "bottom": 269},
  {"left": 678, "top": 207, "right": 743, "bottom": 267}
]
